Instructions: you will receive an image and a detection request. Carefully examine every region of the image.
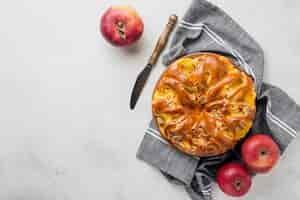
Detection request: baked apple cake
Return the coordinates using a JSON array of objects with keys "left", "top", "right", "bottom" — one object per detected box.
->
[{"left": 152, "top": 53, "right": 256, "bottom": 157}]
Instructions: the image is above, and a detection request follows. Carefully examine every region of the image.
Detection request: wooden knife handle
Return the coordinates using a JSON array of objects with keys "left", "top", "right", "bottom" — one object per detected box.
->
[{"left": 148, "top": 14, "right": 177, "bottom": 66}]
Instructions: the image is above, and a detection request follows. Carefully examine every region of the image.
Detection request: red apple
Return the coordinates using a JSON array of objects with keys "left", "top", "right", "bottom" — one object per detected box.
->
[
  {"left": 216, "top": 162, "right": 252, "bottom": 197},
  {"left": 241, "top": 134, "right": 280, "bottom": 173},
  {"left": 100, "top": 5, "right": 144, "bottom": 46}
]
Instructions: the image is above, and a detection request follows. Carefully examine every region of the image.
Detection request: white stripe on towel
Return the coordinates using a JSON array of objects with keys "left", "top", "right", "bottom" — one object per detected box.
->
[
  {"left": 146, "top": 129, "right": 169, "bottom": 144},
  {"left": 178, "top": 23, "right": 244, "bottom": 71},
  {"left": 179, "top": 20, "right": 256, "bottom": 82},
  {"left": 266, "top": 108, "right": 297, "bottom": 138},
  {"left": 148, "top": 127, "right": 162, "bottom": 136}
]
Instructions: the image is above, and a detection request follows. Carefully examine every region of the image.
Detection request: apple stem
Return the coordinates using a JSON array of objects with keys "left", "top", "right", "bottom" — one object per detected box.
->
[
  {"left": 234, "top": 179, "right": 242, "bottom": 191},
  {"left": 116, "top": 21, "right": 126, "bottom": 40},
  {"left": 260, "top": 149, "right": 267, "bottom": 156}
]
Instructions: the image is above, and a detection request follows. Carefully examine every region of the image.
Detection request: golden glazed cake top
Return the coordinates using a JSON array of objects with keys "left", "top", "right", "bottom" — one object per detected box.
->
[{"left": 152, "top": 53, "right": 256, "bottom": 157}]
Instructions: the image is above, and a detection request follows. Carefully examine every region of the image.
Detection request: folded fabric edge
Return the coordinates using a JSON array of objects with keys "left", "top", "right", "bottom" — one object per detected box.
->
[
  {"left": 262, "top": 82, "right": 300, "bottom": 136},
  {"left": 136, "top": 132, "right": 199, "bottom": 185}
]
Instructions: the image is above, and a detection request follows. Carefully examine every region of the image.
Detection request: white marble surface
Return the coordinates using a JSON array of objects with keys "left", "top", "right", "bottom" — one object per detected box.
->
[{"left": 0, "top": 0, "right": 299, "bottom": 199}]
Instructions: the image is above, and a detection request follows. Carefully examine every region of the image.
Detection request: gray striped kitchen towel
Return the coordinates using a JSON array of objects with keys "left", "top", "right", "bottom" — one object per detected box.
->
[{"left": 136, "top": 0, "right": 300, "bottom": 200}]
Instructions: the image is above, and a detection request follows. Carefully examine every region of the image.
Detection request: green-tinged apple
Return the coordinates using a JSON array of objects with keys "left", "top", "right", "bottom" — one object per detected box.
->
[{"left": 100, "top": 5, "right": 144, "bottom": 46}]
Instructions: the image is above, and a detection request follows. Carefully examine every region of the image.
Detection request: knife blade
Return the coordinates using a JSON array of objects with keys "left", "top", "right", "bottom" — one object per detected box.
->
[
  {"left": 130, "top": 14, "right": 177, "bottom": 110},
  {"left": 130, "top": 64, "right": 152, "bottom": 109}
]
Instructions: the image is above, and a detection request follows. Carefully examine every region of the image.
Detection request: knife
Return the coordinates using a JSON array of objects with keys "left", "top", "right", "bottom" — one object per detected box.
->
[{"left": 130, "top": 14, "right": 178, "bottom": 110}]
